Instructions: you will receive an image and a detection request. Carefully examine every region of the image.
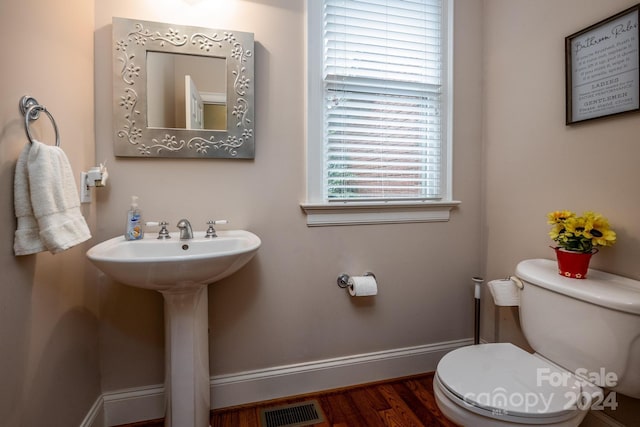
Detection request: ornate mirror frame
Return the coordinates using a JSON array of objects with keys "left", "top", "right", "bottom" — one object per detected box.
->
[{"left": 112, "top": 17, "right": 254, "bottom": 158}]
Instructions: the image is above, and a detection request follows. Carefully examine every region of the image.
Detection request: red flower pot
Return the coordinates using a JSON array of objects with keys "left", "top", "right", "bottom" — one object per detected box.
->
[{"left": 552, "top": 247, "right": 597, "bottom": 279}]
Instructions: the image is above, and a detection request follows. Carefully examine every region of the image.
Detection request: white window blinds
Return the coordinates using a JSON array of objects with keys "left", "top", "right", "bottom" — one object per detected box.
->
[{"left": 323, "top": 0, "right": 444, "bottom": 201}]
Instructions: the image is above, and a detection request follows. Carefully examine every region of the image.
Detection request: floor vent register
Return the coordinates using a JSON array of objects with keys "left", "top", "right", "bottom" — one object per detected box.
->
[{"left": 259, "top": 400, "right": 325, "bottom": 427}]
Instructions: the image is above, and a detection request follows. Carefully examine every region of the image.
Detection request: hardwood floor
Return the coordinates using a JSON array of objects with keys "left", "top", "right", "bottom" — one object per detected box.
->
[{"left": 115, "top": 372, "right": 459, "bottom": 427}]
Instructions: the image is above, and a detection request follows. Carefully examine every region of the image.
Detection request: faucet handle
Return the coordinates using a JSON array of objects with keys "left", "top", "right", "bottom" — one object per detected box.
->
[
  {"left": 146, "top": 221, "right": 171, "bottom": 239},
  {"left": 205, "top": 220, "right": 228, "bottom": 238}
]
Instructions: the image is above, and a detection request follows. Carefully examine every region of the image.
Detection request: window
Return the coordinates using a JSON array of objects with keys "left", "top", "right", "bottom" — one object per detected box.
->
[{"left": 303, "top": 0, "right": 458, "bottom": 226}]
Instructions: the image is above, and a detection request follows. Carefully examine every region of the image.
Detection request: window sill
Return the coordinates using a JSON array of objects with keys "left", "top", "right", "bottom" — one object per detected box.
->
[{"left": 300, "top": 200, "right": 461, "bottom": 227}]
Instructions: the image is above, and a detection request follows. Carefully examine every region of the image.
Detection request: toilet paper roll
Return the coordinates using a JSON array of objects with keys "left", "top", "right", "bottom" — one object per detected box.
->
[
  {"left": 348, "top": 275, "right": 378, "bottom": 296},
  {"left": 487, "top": 279, "right": 520, "bottom": 306}
]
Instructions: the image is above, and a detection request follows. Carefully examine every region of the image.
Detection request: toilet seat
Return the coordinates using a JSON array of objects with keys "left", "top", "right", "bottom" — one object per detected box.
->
[{"left": 436, "top": 343, "right": 597, "bottom": 425}]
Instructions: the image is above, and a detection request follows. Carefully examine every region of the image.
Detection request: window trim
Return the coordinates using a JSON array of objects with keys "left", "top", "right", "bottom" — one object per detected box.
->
[
  {"left": 300, "top": 200, "right": 461, "bottom": 226},
  {"left": 302, "top": 0, "right": 458, "bottom": 226}
]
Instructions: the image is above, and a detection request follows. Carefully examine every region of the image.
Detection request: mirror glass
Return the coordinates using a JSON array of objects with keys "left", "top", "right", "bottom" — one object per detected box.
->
[
  {"left": 147, "top": 52, "right": 227, "bottom": 130},
  {"left": 112, "top": 17, "right": 254, "bottom": 158}
]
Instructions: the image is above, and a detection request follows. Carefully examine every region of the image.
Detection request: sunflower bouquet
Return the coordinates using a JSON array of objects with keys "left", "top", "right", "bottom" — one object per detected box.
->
[{"left": 547, "top": 210, "right": 616, "bottom": 253}]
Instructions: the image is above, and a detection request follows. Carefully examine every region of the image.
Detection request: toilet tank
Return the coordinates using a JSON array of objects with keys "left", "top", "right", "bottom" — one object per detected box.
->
[{"left": 516, "top": 259, "right": 640, "bottom": 398}]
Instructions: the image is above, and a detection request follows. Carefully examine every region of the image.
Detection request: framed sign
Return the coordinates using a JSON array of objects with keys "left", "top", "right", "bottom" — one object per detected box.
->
[{"left": 566, "top": 4, "right": 640, "bottom": 124}]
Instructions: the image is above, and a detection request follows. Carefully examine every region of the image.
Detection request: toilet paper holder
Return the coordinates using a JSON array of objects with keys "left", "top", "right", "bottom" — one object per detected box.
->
[{"left": 337, "top": 272, "right": 376, "bottom": 289}]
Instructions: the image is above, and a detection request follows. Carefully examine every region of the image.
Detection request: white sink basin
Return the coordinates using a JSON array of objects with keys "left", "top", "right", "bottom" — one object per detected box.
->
[{"left": 86, "top": 229, "right": 261, "bottom": 290}]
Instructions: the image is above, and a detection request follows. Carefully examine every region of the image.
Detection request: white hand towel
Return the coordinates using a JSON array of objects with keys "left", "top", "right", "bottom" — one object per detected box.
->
[
  {"left": 13, "top": 143, "right": 45, "bottom": 255},
  {"left": 13, "top": 140, "right": 91, "bottom": 255}
]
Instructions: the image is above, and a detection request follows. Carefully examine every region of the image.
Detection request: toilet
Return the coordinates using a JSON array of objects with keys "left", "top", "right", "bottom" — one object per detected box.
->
[{"left": 434, "top": 259, "right": 640, "bottom": 426}]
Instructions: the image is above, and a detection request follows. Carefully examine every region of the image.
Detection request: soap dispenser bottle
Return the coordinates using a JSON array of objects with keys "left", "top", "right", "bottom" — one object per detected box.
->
[{"left": 125, "top": 196, "right": 144, "bottom": 240}]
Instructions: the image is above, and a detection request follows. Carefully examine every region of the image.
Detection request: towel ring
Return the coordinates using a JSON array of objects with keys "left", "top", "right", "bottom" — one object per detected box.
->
[{"left": 19, "top": 96, "right": 60, "bottom": 147}]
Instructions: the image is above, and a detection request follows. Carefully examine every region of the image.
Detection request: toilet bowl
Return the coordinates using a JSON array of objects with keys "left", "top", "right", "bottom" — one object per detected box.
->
[
  {"left": 434, "top": 343, "right": 596, "bottom": 426},
  {"left": 434, "top": 259, "right": 640, "bottom": 426}
]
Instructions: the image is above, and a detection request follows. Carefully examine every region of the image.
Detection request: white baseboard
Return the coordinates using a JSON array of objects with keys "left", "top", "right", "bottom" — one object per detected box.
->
[
  {"left": 79, "top": 395, "right": 105, "bottom": 427},
  {"left": 210, "top": 338, "right": 472, "bottom": 409},
  {"left": 103, "top": 384, "right": 165, "bottom": 427},
  {"left": 87, "top": 338, "right": 472, "bottom": 426}
]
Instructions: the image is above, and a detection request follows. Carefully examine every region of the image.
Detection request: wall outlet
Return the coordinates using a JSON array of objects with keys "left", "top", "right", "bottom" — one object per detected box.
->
[{"left": 80, "top": 172, "right": 91, "bottom": 204}]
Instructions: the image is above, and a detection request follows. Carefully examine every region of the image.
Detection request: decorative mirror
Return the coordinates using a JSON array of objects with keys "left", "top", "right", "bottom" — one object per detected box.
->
[{"left": 112, "top": 17, "right": 254, "bottom": 158}]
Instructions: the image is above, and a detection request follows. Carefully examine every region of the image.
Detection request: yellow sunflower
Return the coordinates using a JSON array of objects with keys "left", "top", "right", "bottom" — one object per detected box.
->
[
  {"left": 563, "top": 215, "right": 587, "bottom": 238},
  {"left": 582, "top": 211, "right": 617, "bottom": 247},
  {"left": 547, "top": 210, "right": 575, "bottom": 225}
]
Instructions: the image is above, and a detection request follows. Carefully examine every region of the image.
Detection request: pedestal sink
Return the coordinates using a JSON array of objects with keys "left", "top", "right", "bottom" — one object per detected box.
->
[{"left": 86, "top": 230, "right": 261, "bottom": 427}]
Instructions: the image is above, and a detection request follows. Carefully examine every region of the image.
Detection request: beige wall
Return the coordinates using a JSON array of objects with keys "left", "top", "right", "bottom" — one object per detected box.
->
[
  {"left": 7, "top": 0, "right": 638, "bottom": 424},
  {"left": 483, "top": 0, "right": 640, "bottom": 422},
  {"left": 94, "top": 0, "right": 484, "bottom": 391},
  {"left": 483, "top": 0, "right": 640, "bottom": 342},
  {"left": 0, "top": 1, "right": 100, "bottom": 426}
]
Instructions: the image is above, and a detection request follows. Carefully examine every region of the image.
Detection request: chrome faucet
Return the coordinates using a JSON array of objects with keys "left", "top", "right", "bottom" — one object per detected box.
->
[{"left": 176, "top": 219, "right": 193, "bottom": 240}]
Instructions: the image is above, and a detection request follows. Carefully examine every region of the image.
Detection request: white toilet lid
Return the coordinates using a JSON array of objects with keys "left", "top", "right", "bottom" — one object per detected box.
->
[{"left": 437, "top": 343, "right": 583, "bottom": 420}]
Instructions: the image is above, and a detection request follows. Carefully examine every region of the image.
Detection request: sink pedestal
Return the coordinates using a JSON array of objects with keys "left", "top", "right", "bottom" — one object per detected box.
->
[
  {"left": 86, "top": 230, "right": 261, "bottom": 427},
  {"left": 162, "top": 285, "right": 210, "bottom": 427}
]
